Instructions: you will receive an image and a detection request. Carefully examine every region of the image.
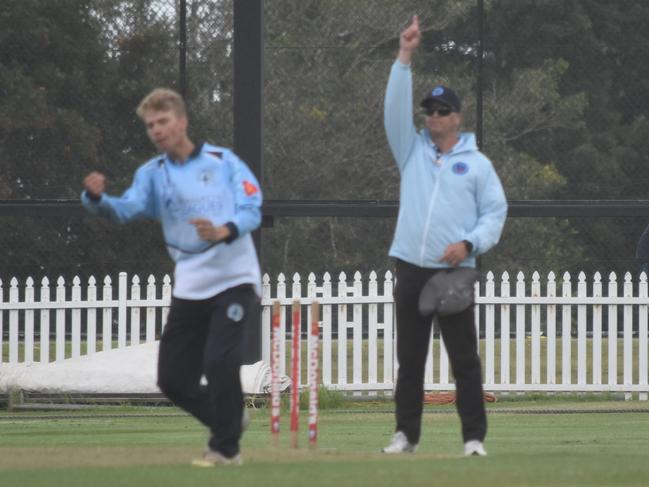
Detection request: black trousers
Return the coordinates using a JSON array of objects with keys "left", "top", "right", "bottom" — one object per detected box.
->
[
  {"left": 157, "top": 284, "right": 259, "bottom": 458},
  {"left": 393, "top": 259, "right": 486, "bottom": 444}
]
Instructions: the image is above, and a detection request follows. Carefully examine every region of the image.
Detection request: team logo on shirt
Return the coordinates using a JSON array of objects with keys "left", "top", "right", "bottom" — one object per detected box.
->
[
  {"left": 452, "top": 162, "right": 469, "bottom": 175},
  {"left": 198, "top": 170, "right": 214, "bottom": 185},
  {"left": 227, "top": 303, "right": 245, "bottom": 322},
  {"left": 243, "top": 180, "right": 259, "bottom": 196}
]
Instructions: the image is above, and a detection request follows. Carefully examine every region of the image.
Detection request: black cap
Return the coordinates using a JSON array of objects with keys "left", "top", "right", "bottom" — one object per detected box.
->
[{"left": 420, "top": 85, "right": 461, "bottom": 112}]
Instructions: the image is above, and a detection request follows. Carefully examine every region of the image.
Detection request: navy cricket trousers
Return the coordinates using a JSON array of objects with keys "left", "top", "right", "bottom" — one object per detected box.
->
[
  {"left": 393, "top": 259, "right": 487, "bottom": 445},
  {"left": 157, "top": 284, "right": 259, "bottom": 458}
]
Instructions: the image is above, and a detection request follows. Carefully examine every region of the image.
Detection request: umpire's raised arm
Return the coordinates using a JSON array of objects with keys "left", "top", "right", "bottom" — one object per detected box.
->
[{"left": 384, "top": 15, "right": 421, "bottom": 169}]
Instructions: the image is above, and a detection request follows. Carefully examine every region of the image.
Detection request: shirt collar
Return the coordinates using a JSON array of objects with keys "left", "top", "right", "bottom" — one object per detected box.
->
[{"left": 165, "top": 142, "right": 204, "bottom": 165}]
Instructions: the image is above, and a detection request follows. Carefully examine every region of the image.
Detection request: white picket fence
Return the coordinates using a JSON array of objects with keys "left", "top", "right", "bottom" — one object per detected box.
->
[
  {"left": 1, "top": 270, "right": 648, "bottom": 398},
  {"left": 0, "top": 274, "right": 172, "bottom": 364}
]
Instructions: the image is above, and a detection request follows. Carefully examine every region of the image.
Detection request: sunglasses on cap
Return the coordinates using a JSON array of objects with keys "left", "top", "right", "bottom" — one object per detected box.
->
[{"left": 421, "top": 106, "right": 454, "bottom": 117}]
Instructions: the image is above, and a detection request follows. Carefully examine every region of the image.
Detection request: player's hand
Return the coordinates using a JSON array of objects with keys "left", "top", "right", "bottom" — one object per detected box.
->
[
  {"left": 189, "top": 218, "right": 231, "bottom": 242},
  {"left": 400, "top": 15, "right": 421, "bottom": 52},
  {"left": 83, "top": 171, "right": 106, "bottom": 199},
  {"left": 440, "top": 241, "right": 469, "bottom": 267}
]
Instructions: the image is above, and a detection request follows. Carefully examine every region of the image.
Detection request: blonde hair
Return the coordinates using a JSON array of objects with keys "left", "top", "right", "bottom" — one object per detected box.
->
[{"left": 136, "top": 88, "right": 187, "bottom": 119}]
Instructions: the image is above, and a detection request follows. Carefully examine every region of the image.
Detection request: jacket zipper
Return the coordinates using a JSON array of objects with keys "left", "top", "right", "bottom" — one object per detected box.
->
[{"left": 419, "top": 170, "right": 441, "bottom": 266}]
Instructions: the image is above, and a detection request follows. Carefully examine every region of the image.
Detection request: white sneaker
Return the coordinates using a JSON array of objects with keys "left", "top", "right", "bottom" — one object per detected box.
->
[
  {"left": 381, "top": 431, "right": 417, "bottom": 454},
  {"left": 192, "top": 449, "right": 243, "bottom": 467},
  {"left": 198, "top": 409, "right": 248, "bottom": 467},
  {"left": 464, "top": 440, "right": 487, "bottom": 456}
]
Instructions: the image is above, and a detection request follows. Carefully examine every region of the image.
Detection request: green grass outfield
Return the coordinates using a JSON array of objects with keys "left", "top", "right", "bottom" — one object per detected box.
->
[{"left": 1, "top": 401, "right": 649, "bottom": 487}]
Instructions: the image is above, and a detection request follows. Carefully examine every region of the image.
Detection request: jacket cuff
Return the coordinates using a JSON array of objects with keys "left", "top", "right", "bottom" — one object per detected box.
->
[
  {"left": 224, "top": 222, "right": 239, "bottom": 243},
  {"left": 83, "top": 190, "right": 102, "bottom": 203}
]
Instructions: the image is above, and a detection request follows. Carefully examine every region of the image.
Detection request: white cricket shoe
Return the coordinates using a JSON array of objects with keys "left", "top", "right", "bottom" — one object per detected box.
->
[
  {"left": 196, "top": 408, "right": 249, "bottom": 467},
  {"left": 381, "top": 431, "right": 417, "bottom": 454},
  {"left": 464, "top": 439, "right": 487, "bottom": 456},
  {"left": 192, "top": 449, "right": 243, "bottom": 467}
]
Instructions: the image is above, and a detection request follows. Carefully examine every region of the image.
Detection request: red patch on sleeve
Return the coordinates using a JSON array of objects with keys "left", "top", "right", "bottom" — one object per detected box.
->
[{"left": 243, "top": 180, "right": 259, "bottom": 196}]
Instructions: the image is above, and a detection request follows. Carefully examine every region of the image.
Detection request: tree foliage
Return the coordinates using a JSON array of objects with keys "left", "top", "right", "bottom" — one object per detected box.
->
[{"left": 1, "top": 0, "right": 648, "bottom": 281}]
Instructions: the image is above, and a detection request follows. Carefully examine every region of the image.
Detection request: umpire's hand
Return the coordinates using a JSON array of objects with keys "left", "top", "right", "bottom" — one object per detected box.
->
[
  {"left": 400, "top": 15, "right": 421, "bottom": 49},
  {"left": 440, "top": 241, "right": 469, "bottom": 267}
]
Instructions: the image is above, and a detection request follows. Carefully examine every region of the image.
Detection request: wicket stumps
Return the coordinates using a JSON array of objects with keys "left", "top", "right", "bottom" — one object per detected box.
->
[
  {"left": 290, "top": 301, "right": 300, "bottom": 448},
  {"left": 270, "top": 300, "right": 320, "bottom": 449},
  {"left": 270, "top": 302, "right": 282, "bottom": 447},
  {"left": 308, "top": 301, "right": 320, "bottom": 447}
]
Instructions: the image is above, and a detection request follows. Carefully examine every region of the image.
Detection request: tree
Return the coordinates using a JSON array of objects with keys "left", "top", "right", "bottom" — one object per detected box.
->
[{"left": 2, "top": 0, "right": 649, "bottom": 281}]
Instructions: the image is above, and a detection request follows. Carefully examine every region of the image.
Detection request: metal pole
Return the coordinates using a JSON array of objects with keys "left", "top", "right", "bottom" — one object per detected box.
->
[
  {"left": 179, "top": 0, "right": 187, "bottom": 100},
  {"left": 234, "top": 0, "right": 264, "bottom": 363},
  {"left": 476, "top": 0, "right": 484, "bottom": 150}
]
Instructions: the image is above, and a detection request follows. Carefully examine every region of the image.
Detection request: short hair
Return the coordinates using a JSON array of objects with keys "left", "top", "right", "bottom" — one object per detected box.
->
[{"left": 136, "top": 88, "right": 187, "bottom": 119}]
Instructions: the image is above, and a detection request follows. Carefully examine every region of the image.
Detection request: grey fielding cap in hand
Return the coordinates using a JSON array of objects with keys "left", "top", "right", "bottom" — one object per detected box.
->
[{"left": 418, "top": 268, "right": 479, "bottom": 316}]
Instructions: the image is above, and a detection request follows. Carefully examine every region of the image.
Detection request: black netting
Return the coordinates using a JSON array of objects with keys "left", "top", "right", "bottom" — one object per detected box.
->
[
  {"left": 2, "top": 0, "right": 649, "bottom": 283},
  {"left": 0, "top": 0, "right": 232, "bottom": 283}
]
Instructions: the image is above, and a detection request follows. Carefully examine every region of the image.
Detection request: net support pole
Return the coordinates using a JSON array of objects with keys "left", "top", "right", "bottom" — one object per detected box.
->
[{"left": 234, "top": 0, "right": 264, "bottom": 363}]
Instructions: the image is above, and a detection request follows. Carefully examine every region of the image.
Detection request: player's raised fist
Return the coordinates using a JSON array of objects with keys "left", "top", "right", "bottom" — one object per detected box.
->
[{"left": 83, "top": 171, "right": 106, "bottom": 199}]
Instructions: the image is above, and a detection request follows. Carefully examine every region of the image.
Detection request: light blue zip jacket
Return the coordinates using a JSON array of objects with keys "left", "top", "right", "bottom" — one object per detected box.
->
[
  {"left": 81, "top": 143, "right": 262, "bottom": 299},
  {"left": 385, "top": 60, "right": 507, "bottom": 269}
]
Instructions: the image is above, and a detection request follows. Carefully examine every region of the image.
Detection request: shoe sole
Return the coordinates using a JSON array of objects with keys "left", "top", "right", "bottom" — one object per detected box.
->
[
  {"left": 191, "top": 458, "right": 243, "bottom": 467},
  {"left": 381, "top": 447, "right": 417, "bottom": 454}
]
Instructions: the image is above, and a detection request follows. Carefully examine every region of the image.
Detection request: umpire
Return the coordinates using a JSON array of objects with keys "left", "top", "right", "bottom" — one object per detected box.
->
[{"left": 381, "top": 15, "right": 507, "bottom": 456}]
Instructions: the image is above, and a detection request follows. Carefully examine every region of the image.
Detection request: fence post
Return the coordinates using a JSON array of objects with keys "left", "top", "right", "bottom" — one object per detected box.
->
[
  {"left": 485, "top": 271, "right": 495, "bottom": 386},
  {"left": 352, "top": 272, "right": 363, "bottom": 391},
  {"left": 577, "top": 272, "right": 587, "bottom": 385},
  {"left": 384, "top": 271, "right": 395, "bottom": 386},
  {"left": 261, "top": 274, "right": 271, "bottom": 365},
  {"left": 161, "top": 275, "right": 172, "bottom": 328},
  {"left": 277, "top": 273, "right": 287, "bottom": 376},
  {"left": 623, "top": 272, "right": 633, "bottom": 400},
  {"left": 321, "top": 273, "right": 332, "bottom": 386},
  {"left": 55, "top": 277, "right": 66, "bottom": 362},
  {"left": 102, "top": 276, "right": 113, "bottom": 352},
  {"left": 146, "top": 275, "right": 156, "bottom": 343},
  {"left": 639, "top": 273, "right": 648, "bottom": 400},
  {"left": 561, "top": 272, "right": 572, "bottom": 384},
  {"left": 25, "top": 277, "right": 34, "bottom": 364},
  {"left": 368, "top": 271, "right": 379, "bottom": 390},
  {"left": 500, "top": 272, "right": 511, "bottom": 385},
  {"left": 71, "top": 276, "right": 81, "bottom": 358},
  {"left": 546, "top": 272, "right": 557, "bottom": 384},
  {"left": 87, "top": 276, "right": 97, "bottom": 355},
  {"left": 608, "top": 272, "right": 618, "bottom": 386},
  {"left": 9, "top": 278, "right": 19, "bottom": 363},
  {"left": 515, "top": 272, "right": 526, "bottom": 385},
  {"left": 130, "top": 275, "right": 141, "bottom": 346},
  {"left": 531, "top": 272, "right": 541, "bottom": 384},
  {"left": 117, "top": 272, "right": 127, "bottom": 349},
  {"left": 337, "top": 272, "right": 348, "bottom": 387},
  {"left": 40, "top": 277, "right": 50, "bottom": 363},
  {"left": 592, "top": 272, "right": 603, "bottom": 385}
]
